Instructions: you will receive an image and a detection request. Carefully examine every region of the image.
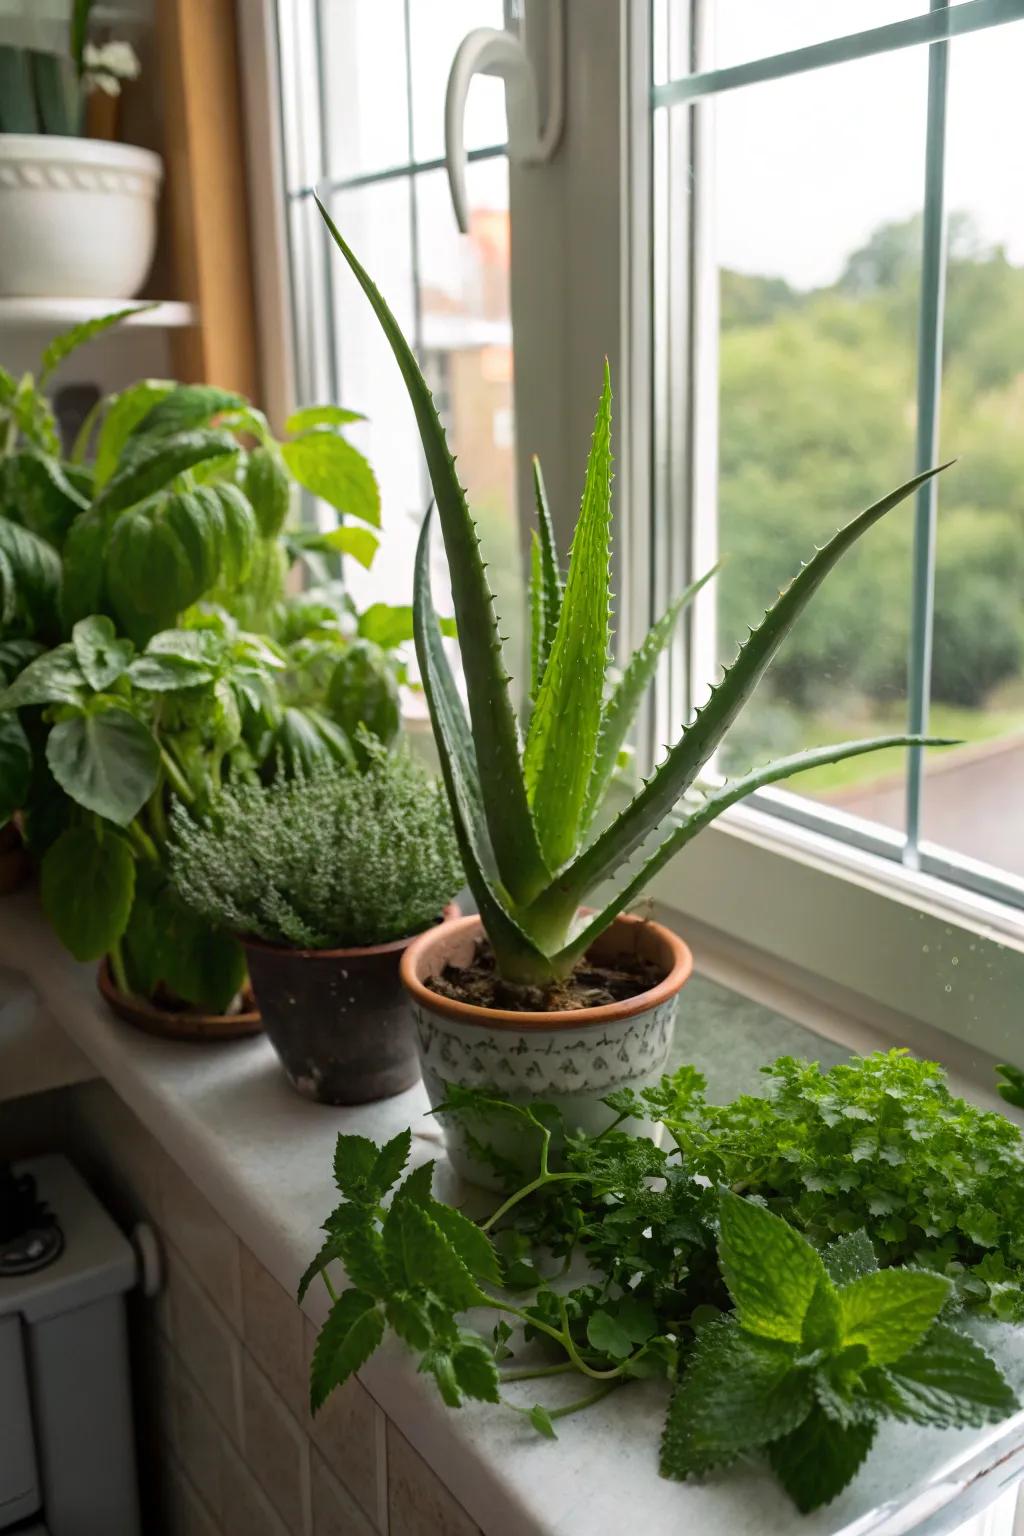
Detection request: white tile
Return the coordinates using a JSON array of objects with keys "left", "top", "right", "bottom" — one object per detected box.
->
[
  {"left": 241, "top": 1353, "right": 311, "bottom": 1535},
  {"left": 160, "top": 1154, "right": 243, "bottom": 1327},
  {"left": 175, "top": 1364, "right": 226, "bottom": 1522},
  {"left": 166, "top": 1245, "right": 244, "bottom": 1446},
  {"left": 310, "top": 1448, "right": 376, "bottom": 1536},
  {"left": 221, "top": 1439, "right": 292, "bottom": 1536},
  {"left": 387, "top": 1424, "right": 482, "bottom": 1536},
  {"left": 304, "top": 1317, "right": 381, "bottom": 1527},
  {"left": 241, "top": 1243, "right": 307, "bottom": 1421}
]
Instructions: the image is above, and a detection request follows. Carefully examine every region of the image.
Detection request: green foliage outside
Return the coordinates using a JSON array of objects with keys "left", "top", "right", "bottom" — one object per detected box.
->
[
  {"left": 718, "top": 213, "right": 1024, "bottom": 790},
  {"left": 169, "top": 739, "right": 462, "bottom": 949},
  {"left": 302, "top": 1049, "right": 1021, "bottom": 1515}
]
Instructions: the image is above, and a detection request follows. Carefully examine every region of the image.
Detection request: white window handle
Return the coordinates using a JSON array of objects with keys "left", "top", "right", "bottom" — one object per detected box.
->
[{"left": 444, "top": 2, "right": 564, "bottom": 233}]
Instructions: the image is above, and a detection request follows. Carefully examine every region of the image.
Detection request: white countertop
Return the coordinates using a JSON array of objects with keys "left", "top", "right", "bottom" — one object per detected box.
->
[{"left": 3, "top": 889, "right": 1024, "bottom": 1536}]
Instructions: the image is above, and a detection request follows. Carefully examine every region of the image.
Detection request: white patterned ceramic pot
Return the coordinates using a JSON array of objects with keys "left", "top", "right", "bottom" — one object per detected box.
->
[
  {"left": 0, "top": 135, "right": 163, "bottom": 298},
  {"left": 400, "top": 912, "right": 693, "bottom": 1189}
]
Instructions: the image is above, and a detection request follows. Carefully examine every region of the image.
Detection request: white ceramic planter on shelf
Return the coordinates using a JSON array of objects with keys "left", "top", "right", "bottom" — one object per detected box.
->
[
  {"left": 0, "top": 134, "right": 163, "bottom": 300},
  {"left": 400, "top": 912, "right": 694, "bottom": 1189}
]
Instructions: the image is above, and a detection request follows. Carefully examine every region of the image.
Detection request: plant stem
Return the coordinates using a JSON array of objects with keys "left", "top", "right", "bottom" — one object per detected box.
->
[
  {"left": 109, "top": 939, "right": 130, "bottom": 995},
  {"left": 500, "top": 1361, "right": 579, "bottom": 1383},
  {"left": 321, "top": 1268, "right": 338, "bottom": 1305},
  {"left": 504, "top": 1381, "right": 620, "bottom": 1422},
  {"left": 128, "top": 819, "right": 160, "bottom": 864},
  {"left": 481, "top": 1171, "right": 584, "bottom": 1234},
  {"left": 555, "top": 1297, "right": 638, "bottom": 1381},
  {"left": 160, "top": 747, "right": 195, "bottom": 808}
]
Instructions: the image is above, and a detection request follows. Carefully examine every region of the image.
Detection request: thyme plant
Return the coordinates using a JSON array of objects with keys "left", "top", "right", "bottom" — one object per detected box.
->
[{"left": 170, "top": 741, "right": 462, "bottom": 949}]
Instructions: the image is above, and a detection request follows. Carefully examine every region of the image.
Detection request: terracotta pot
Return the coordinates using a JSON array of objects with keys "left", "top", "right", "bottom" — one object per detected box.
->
[
  {"left": 0, "top": 821, "right": 31, "bottom": 895},
  {"left": 240, "top": 905, "right": 461, "bottom": 1106},
  {"left": 400, "top": 912, "right": 693, "bottom": 1187},
  {"left": 97, "top": 959, "right": 262, "bottom": 1043}
]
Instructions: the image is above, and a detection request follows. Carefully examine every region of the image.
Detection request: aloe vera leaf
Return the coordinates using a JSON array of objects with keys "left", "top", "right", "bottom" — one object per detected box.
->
[
  {"left": 524, "top": 367, "right": 614, "bottom": 870},
  {"left": 316, "top": 195, "right": 549, "bottom": 906},
  {"left": 583, "top": 563, "right": 719, "bottom": 829},
  {"left": 550, "top": 733, "right": 958, "bottom": 969},
  {"left": 532, "top": 455, "right": 563, "bottom": 673},
  {"left": 414, "top": 509, "right": 552, "bottom": 982},
  {"left": 528, "top": 531, "right": 546, "bottom": 704},
  {"left": 539, "top": 464, "right": 949, "bottom": 913}
]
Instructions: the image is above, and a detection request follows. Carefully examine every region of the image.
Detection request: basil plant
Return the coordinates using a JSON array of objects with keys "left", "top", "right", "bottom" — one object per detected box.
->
[
  {"left": 0, "top": 309, "right": 406, "bottom": 1011},
  {"left": 317, "top": 197, "right": 952, "bottom": 988}
]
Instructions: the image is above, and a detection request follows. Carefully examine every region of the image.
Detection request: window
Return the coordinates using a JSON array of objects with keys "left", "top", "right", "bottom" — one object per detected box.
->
[
  {"left": 651, "top": 0, "right": 1024, "bottom": 914},
  {"left": 251, "top": 0, "right": 1024, "bottom": 1039},
  {"left": 274, "top": 0, "right": 521, "bottom": 637}
]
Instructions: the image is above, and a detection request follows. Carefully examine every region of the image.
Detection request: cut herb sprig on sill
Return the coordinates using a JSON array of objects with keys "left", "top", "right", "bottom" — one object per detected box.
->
[{"left": 303, "top": 1049, "right": 1021, "bottom": 1514}]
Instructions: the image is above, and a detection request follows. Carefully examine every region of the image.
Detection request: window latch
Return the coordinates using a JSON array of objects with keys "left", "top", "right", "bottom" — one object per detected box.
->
[{"left": 444, "top": 1, "right": 564, "bottom": 234}]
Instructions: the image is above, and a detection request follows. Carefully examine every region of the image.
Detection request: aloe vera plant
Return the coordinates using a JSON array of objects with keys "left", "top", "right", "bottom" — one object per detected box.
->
[{"left": 317, "top": 198, "right": 952, "bottom": 988}]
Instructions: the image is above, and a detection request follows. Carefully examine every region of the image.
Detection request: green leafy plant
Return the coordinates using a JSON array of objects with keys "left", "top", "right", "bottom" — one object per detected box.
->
[
  {"left": 315, "top": 201, "right": 954, "bottom": 989},
  {"left": 169, "top": 739, "right": 463, "bottom": 949},
  {"left": 0, "top": 0, "right": 138, "bottom": 136},
  {"left": 660, "top": 1194, "right": 1015, "bottom": 1512},
  {"left": 996, "top": 1063, "right": 1024, "bottom": 1110},
  {"left": 0, "top": 313, "right": 416, "bottom": 1009},
  {"left": 303, "top": 1062, "right": 1017, "bottom": 1514}
]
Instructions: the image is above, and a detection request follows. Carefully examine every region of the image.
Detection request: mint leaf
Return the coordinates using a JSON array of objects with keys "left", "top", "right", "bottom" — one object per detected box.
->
[
  {"left": 718, "top": 1192, "right": 825, "bottom": 1343},
  {"left": 660, "top": 1319, "right": 811, "bottom": 1478},
  {"left": 882, "top": 1322, "right": 1018, "bottom": 1428},
  {"left": 386, "top": 1293, "right": 434, "bottom": 1351},
  {"left": 530, "top": 1404, "right": 558, "bottom": 1440},
  {"left": 426, "top": 1202, "right": 503, "bottom": 1287},
  {"left": 767, "top": 1410, "right": 876, "bottom": 1513},
  {"left": 452, "top": 1334, "right": 501, "bottom": 1404},
  {"left": 337, "top": 1225, "right": 388, "bottom": 1297},
  {"left": 587, "top": 1310, "right": 634, "bottom": 1360},
  {"left": 297, "top": 1233, "right": 345, "bottom": 1304},
  {"left": 420, "top": 1347, "right": 462, "bottom": 1408},
  {"left": 369, "top": 1129, "right": 412, "bottom": 1198},
  {"left": 310, "top": 1290, "right": 384, "bottom": 1413},
  {"left": 839, "top": 1269, "right": 952, "bottom": 1365},
  {"left": 822, "top": 1231, "right": 877, "bottom": 1286},
  {"left": 387, "top": 1199, "right": 488, "bottom": 1311},
  {"left": 801, "top": 1279, "right": 842, "bottom": 1352},
  {"left": 333, "top": 1134, "right": 379, "bottom": 1200}
]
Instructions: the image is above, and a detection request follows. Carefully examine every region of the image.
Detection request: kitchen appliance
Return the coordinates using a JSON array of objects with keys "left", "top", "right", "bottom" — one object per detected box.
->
[{"left": 0, "top": 1155, "right": 141, "bottom": 1534}]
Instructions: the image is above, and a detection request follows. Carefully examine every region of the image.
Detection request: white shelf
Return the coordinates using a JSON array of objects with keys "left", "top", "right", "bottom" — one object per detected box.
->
[{"left": 0, "top": 297, "right": 197, "bottom": 330}]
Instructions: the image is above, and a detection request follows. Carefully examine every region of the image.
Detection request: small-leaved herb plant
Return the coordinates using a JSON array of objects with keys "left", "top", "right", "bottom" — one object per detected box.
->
[
  {"left": 170, "top": 739, "right": 463, "bottom": 949},
  {"left": 302, "top": 1048, "right": 1020, "bottom": 1514}
]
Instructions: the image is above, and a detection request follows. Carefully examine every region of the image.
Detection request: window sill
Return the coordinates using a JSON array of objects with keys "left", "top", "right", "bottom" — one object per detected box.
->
[{"left": 2, "top": 888, "right": 1023, "bottom": 1536}]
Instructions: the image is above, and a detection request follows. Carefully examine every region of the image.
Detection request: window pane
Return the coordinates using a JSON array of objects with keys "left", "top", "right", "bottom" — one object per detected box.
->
[
  {"left": 704, "top": 1, "right": 925, "bottom": 72},
  {"left": 705, "top": 50, "right": 929, "bottom": 832},
  {"left": 407, "top": 0, "right": 507, "bottom": 162},
  {"left": 921, "top": 23, "right": 1024, "bottom": 877},
  {"left": 325, "top": 162, "right": 520, "bottom": 639},
  {"left": 415, "top": 161, "right": 523, "bottom": 669},
  {"left": 319, "top": 0, "right": 409, "bottom": 181}
]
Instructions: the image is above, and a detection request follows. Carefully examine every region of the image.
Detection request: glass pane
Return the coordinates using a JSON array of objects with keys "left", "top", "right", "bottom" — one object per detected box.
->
[
  {"left": 707, "top": 49, "right": 929, "bottom": 833},
  {"left": 319, "top": 0, "right": 410, "bottom": 181},
  {"left": 415, "top": 161, "right": 524, "bottom": 673},
  {"left": 326, "top": 161, "right": 521, "bottom": 644},
  {"left": 921, "top": 22, "right": 1024, "bottom": 877},
  {"left": 408, "top": 0, "right": 507, "bottom": 162},
  {"left": 705, "top": 1, "right": 925, "bottom": 72},
  {"left": 326, "top": 180, "right": 421, "bottom": 610}
]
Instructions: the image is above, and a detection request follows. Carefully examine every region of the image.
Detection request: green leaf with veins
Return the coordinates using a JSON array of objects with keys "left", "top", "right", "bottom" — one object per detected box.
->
[
  {"left": 297, "top": 1234, "right": 346, "bottom": 1304},
  {"left": 387, "top": 1200, "right": 488, "bottom": 1312},
  {"left": 586, "top": 1311, "right": 634, "bottom": 1361},
  {"left": 332, "top": 1134, "right": 380, "bottom": 1201},
  {"left": 72, "top": 616, "right": 134, "bottom": 692},
  {"left": 46, "top": 706, "right": 160, "bottom": 826},
  {"left": 767, "top": 1411, "right": 877, "bottom": 1514},
  {"left": 718, "top": 1191, "right": 826, "bottom": 1343},
  {"left": 40, "top": 824, "right": 135, "bottom": 961},
  {"left": 880, "top": 1322, "right": 1018, "bottom": 1427},
  {"left": 838, "top": 1269, "right": 951, "bottom": 1365},
  {"left": 822, "top": 1231, "right": 878, "bottom": 1287},
  {"left": 310, "top": 1290, "right": 384, "bottom": 1413},
  {"left": 530, "top": 1403, "right": 558, "bottom": 1440},
  {"left": 661, "top": 1318, "right": 813, "bottom": 1478},
  {"left": 0, "top": 644, "right": 85, "bottom": 711}
]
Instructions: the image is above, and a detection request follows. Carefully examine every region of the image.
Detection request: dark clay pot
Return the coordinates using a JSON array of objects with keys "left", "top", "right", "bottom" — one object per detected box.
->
[{"left": 241, "top": 905, "right": 459, "bottom": 1105}]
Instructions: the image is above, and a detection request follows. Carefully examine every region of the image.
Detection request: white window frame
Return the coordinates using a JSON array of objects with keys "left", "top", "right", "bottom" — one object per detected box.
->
[{"left": 238, "top": 0, "right": 1024, "bottom": 1056}]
